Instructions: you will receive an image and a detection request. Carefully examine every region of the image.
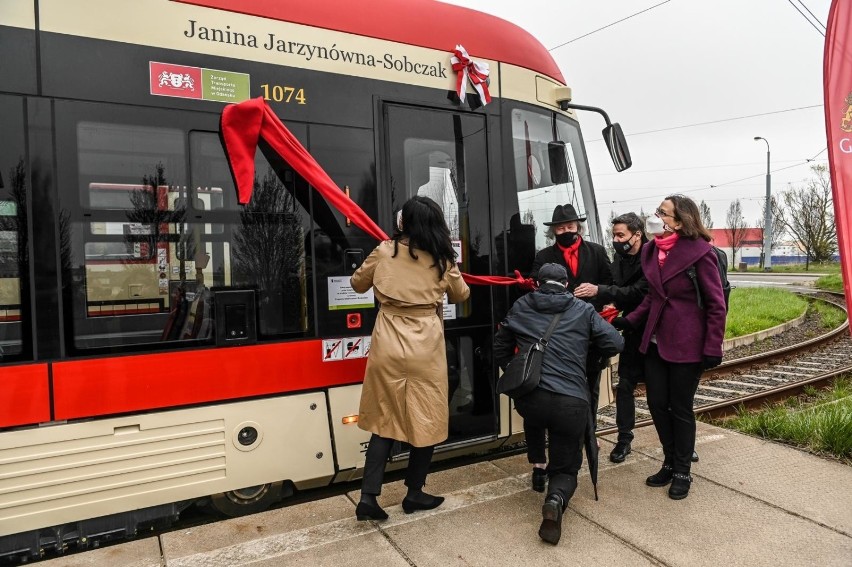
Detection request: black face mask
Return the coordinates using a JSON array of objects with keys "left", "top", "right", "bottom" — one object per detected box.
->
[
  {"left": 612, "top": 239, "right": 633, "bottom": 256},
  {"left": 612, "top": 234, "right": 637, "bottom": 257},
  {"left": 555, "top": 232, "right": 579, "bottom": 247}
]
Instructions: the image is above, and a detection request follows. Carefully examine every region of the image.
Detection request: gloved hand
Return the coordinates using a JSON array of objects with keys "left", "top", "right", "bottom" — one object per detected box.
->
[
  {"left": 702, "top": 355, "right": 723, "bottom": 370},
  {"left": 611, "top": 317, "right": 633, "bottom": 332}
]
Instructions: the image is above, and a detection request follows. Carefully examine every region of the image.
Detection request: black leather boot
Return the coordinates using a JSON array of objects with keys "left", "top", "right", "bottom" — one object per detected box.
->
[
  {"left": 645, "top": 464, "right": 674, "bottom": 487},
  {"left": 609, "top": 442, "right": 632, "bottom": 463},
  {"left": 538, "top": 494, "right": 564, "bottom": 545},
  {"left": 668, "top": 473, "right": 692, "bottom": 500}
]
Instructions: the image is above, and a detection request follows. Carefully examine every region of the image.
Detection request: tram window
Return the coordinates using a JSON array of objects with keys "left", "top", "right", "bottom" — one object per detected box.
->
[
  {"left": 68, "top": 121, "right": 316, "bottom": 352},
  {"left": 386, "top": 105, "right": 491, "bottom": 326},
  {"left": 77, "top": 123, "right": 185, "bottom": 211},
  {"left": 189, "top": 127, "right": 307, "bottom": 212},
  {"left": 511, "top": 108, "right": 586, "bottom": 253},
  {"left": 404, "top": 141, "right": 461, "bottom": 239},
  {"left": 0, "top": 96, "right": 30, "bottom": 360}
]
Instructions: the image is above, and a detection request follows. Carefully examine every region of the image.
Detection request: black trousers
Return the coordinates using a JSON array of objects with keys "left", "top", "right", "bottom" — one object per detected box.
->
[
  {"left": 516, "top": 389, "right": 588, "bottom": 506},
  {"left": 615, "top": 332, "right": 644, "bottom": 444},
  {"left": 644, "top": 343, "right": 702, "bottom": 474},
  {"left": 361, "top": 434, "right": 435, "bottom": 496},
  {"left": 526, "top": 359, "right": 600, "bottom": 464},
  {"left": 614, "top": 373, "right": 638, "bottom": 444}
]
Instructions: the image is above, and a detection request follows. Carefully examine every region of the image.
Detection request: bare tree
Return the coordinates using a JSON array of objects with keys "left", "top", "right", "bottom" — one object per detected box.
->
[
  {"left": 755, "top": 196, "right": 786, "bottom": 267},
  {"left": 699, "top": 200, "right": 713, "bottom": 229},
  {"left": 725, "top": 199, "right": 749, "bottom": 268},
  {"left": 780, "top": 164, "right": 837, "bottom": 269},
  {"left": 603, "top": 209, "right": 617, "bottom": 258}
]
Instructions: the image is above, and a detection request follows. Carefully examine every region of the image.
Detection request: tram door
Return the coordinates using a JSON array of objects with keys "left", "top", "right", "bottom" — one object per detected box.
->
[{"left": 384, "top": 104, "right": 496, "bottom": 447}]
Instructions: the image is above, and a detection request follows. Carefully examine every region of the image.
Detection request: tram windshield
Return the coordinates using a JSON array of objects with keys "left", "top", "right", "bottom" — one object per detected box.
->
[{"left": 511, "top": 108, "right": 600, "bottom": 248}]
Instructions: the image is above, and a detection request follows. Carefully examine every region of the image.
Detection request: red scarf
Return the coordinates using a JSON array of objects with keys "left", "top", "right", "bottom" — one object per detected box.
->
[
  {"left": 654, "top": 232, "right": 680, "bottom": 267},
  {"left": 558, "top": 237, "right": 582, "bottom": 277}
]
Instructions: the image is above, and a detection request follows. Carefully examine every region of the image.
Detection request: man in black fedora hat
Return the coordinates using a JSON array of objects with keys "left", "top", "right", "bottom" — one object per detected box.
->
[
  {"left": 530, "top": 204, "right": 612, "bottom": 307},
  {"left": 525, "top": 203, "right": 613, "bottom": 493}
]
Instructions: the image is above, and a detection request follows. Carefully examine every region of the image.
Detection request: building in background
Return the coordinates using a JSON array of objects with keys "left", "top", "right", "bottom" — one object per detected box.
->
[{"left": 710, "top": 228, "right": 763, "bottom": 267}]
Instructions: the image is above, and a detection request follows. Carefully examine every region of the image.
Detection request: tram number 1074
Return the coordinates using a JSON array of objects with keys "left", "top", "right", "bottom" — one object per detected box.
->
[{"left": 260, "top": 84, "right": 307, "bottom": 105}]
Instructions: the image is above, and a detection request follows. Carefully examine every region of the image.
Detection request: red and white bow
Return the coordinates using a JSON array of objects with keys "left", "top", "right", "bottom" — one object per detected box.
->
[{"left": 451, "top": 44, "right": 491, "bottom": 106}]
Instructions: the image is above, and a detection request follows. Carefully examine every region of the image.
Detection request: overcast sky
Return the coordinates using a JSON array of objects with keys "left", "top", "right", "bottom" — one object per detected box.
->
[{"left": 441, "top": 0, "right": 831, "bottom": 233}]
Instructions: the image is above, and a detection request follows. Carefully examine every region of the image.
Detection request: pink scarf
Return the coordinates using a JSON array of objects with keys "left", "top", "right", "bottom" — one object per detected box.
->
[{"left": 655, "top": 232, "right": 680, "bottom": 267}]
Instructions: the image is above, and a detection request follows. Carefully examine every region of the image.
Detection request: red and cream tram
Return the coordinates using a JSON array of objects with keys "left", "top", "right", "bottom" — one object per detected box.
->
[{"left": 0, "top": 0, "right": 629, "bottom": 558}]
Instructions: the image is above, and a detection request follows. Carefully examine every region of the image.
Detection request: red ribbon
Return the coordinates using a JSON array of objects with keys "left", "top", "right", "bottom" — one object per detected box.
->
[
  {"left": 450, "top": 45, "right": 492, "bottom": 105},
  {"left": 220, "top": 97, "right": 521, "bottom": 286},
  {"left": 598, "top": 306, "right": 620, "bottom": 323}
]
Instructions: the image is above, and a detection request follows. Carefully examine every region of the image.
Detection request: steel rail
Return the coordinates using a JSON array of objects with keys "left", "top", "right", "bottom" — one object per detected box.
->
[{"left": 596, "top": 291, "right": 849, "bottom": 437}]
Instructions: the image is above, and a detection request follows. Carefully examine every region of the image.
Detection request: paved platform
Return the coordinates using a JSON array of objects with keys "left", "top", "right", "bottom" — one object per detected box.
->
[{"left": 40, "top": 422, "right": 852, "bottom": 567}]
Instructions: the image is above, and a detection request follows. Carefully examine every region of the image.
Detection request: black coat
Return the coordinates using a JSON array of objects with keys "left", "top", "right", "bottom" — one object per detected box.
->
[
  {"left": 530, "top": 239, "right": 613, "bottom": 312},
  {"left": 596, "top": 249, "right": 648, "bottom": 316},
  {"left": 597, "top": 248, "right": 649, "bottom": 381}
]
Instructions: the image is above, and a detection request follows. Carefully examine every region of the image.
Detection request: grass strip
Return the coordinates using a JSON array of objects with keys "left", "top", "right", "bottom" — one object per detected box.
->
[
  {"left": 815, "top": 273, "right": 844, "bottom": 292},
  {"left": 716, "top": 377, "right": 852, "bottom": 463},
  {"left": 810, "top": 300, "right": 846, "bottom": 329},
  {"left": 725, "top": 287, "right": 807, "bottom": 339}
]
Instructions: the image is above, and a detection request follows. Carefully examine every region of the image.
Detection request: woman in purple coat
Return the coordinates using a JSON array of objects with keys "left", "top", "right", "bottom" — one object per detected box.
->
[{"left": 612, "top": 195, "right": 725, "bottom": 500}]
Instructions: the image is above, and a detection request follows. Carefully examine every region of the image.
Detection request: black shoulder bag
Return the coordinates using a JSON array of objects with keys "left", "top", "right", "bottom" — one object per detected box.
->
[{"left": 496, "top": 311, "right": 563, "bottom": 400}]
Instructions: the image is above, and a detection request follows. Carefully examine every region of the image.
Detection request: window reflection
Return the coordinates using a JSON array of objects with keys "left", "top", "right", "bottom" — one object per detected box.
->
[
  {"left": 511, "top": 109, "right": 585, "bottom": 253},
  {"left": 231, "top": 167, "right": 307, "bottom": 336},
  {"left": 0, "top": 160, "right": 27, "bottom": 358},
  {"left": 68, "top": 122, "right": 313, "bottom": 351}
]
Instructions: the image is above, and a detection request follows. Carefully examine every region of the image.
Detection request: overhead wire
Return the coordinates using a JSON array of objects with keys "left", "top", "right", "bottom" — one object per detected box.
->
[
  {"left": 548, "top": 0, "right": 673, "bottom": 51},
  {"left": 785, "top": 0, "right": 826, "bottom": 36},
  {"left": 586, "top": 104, "right": 822, "bottom": 142},
  {"left": 794, "top": 0, "right": 827, "bottom": 31},
  {"left": 603, "top": 148, "right": 827, "bottom": 204}
]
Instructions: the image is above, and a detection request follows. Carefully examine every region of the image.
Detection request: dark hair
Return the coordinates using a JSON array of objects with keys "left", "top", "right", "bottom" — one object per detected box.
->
[
  {"left": 664, "top": 194, "right": 712, "bottom": 242},
  {"left": 612, "top": 212, "right": 645, "bottom": 237},
  {"left": 393, "top": 196, "right": 456, "bottom": 279}
]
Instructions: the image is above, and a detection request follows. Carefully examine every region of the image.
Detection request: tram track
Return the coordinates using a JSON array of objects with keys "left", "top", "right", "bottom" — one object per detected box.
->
[{"left": 595, "top": 290, "right": 851, "bottom": 432}]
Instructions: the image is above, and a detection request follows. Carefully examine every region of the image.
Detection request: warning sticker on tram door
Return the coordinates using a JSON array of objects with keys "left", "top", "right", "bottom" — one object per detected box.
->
[
  {"left": 322, "top": 339, "right": 343, "bottom": 361},
  {"left": 343, "top": 337, "right": 363, "bottom": 359}
]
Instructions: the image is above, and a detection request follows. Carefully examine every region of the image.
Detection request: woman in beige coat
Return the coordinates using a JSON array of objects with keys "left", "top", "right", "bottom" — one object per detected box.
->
[{"left": 350, "top": 196, "right": 470, "bottom": 521}]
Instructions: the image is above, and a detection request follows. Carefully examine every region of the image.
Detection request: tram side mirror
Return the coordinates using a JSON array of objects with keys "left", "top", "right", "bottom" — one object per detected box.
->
[
  {"left": 602, "top": 123, "right": 632, "bottom": 172},
  {"left": 214, "top": 289, "right": 257, "bottom": 346},
  {"left": 547, "top": 142, "right": 573, "bottom": 184}
]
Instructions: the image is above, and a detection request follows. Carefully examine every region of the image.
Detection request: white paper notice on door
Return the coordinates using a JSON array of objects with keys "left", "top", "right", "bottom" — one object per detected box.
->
[{"left": 328, "top": 276, "right": 375, "bottom": 310}]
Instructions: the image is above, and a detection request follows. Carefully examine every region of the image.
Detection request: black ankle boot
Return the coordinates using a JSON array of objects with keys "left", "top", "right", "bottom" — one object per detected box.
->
[
  {"left": 531, "top": 468, "right": 547, "bottom": 493},
  {"left": 538, "top": 494, "right": 564, "bottom": 545},
  {"left": 668, "top": 473, "right": 692, "bottom": 500},
  {"left": 402, "top": 490, "right": 445, "bottom": 514},
  {"left": 355, "top": 498, "right": 388, "bottom": 521},
  {"left": 645, "top": 464, "right": 674, "bottom": 487}
]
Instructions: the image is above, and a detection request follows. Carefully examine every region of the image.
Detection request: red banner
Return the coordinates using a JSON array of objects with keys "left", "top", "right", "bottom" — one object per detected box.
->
[{"left": 824, "top": 0, "right": 852, "bottom": 311}]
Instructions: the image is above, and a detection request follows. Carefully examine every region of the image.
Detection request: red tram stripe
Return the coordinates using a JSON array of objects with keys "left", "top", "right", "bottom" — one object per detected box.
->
[
  {"left": 51, "top": 341, "right": 367, "bottom": 420},
  {"left": 0, "top": 364, "right": 50, "bottom": 427},
  {"left": 172, "top": 0, "right": 565, "bottom": 83}
]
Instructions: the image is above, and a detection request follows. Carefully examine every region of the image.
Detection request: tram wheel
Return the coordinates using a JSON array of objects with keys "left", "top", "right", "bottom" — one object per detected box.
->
[{"left": 209, "top": 481, "right": 284, "bottom": 517}]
